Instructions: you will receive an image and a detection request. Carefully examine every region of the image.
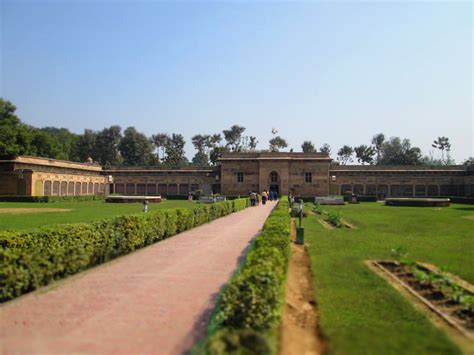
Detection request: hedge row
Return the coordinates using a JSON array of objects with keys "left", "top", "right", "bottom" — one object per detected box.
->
[
  {"left": 0, "top": 195, "right": 106, "bottom": 203},
  {"left": 0, "top": 198, "right": 250, "bottom": 302},
  {"left": 203, "top": 199, "right": 291, "bottom": 354}
]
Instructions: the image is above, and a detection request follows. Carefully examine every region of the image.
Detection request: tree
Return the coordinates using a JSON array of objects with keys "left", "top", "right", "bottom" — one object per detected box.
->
[
  {"left": 371, "top": 133, "right": 385, "bottom": 164},
  {"left": 0, "top": 98, "right": 31, "bottom": 157},
  {"left": 163, "top": 133, "right": 188, "bottom": 167},
  {"left": 378, "top": 137, "right": 422, "bottom": 165},
  {"left": 76, "top": 129, "right": 98, "bottom": 162},
  {"left": 118, "top": 127, "right": 154, "bottom": 166},
  {"left": 95, "top": 126, "right": 122, "bottom": 166},
  {"left": 151, "top": 133, "right": 169, "bottom": 162},
  {"left": 354, "top": 144, "right": 375, "bottom": 165},
  {"left": 337, "top": 145, "right": 353, "bottom": 165},
  {"left": 208, "top": 134, "right": 225, "bottom": 165},
  {"left": 30, "top": 129, "right": 64, "bottom": 159},
  {"left": 191, "top": 134, "right": 211, "bottom": 166},
  {"left": 248, "top": 136, "right": 258, "bottom": 150},
  {"left": 432, "top": 136, "right": 451, "bottom": 165},
  {"left": 319, "top": 143, "right": 331, "bottom": 156},
  {"left": 223, "top": 125, "right": 246, "bottom": 151},
  {"left": 269, "top": 136, "right": 288, "bottom": 152},
  {"left": 301, "top": 141, "right": 316, "bottom": 153},
  {"left": 41, "top": 127, "right": 80, "bottom": 161}
]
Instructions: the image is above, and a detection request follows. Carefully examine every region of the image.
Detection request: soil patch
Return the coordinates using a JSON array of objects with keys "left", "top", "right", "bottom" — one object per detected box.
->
[
  {"left": 461, "top": 215, "right": 474, "bottom": 221},
  {"left": 280, "top": 220, "right": 327, "bottom": 355},
  {"left": 0, "top": 208, "right": 71, "bottom": 214}
]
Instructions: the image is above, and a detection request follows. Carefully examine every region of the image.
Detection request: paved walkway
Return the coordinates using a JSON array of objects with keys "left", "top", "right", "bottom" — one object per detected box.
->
[{"left": 0, "top": 201, "right": 276, "bottom": 355}]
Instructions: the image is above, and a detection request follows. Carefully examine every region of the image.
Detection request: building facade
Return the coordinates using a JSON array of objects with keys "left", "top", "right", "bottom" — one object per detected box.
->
[{"left": 0, "top": 153, "right": 473, "bottom": 198}]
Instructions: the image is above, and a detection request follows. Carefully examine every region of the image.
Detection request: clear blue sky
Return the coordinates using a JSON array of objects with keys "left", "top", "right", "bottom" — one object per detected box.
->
[{"left": 1, "top": 0, "right": 472, "bottom": 162}]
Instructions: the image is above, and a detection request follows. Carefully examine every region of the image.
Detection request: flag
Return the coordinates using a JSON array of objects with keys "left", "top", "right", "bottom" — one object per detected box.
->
[{"left": 271, "top": 127, "right": 278, "bottom": 134}]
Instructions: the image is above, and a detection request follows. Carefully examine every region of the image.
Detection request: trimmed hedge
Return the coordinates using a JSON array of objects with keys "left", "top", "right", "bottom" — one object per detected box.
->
[
  {"left": 203, "top": 199, "right": 291, "bottom": 354},
  {"left": 0, "top": 198, "right": 250, "bottom": 302},
  {"left": 0, "top": 195, "right": 106, "bottom": 203}
]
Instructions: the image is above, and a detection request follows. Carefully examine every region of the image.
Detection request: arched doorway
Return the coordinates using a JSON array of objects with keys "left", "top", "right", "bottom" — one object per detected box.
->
[{"left": 268, "top": 171, "right": 280, "bottom": 195}]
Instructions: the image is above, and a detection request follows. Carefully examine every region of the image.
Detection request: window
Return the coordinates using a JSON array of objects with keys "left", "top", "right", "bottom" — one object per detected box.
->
[
  {"left": 237, "top": 172, "right": 244, "bottom": 183},
  {"left": 304, "top": 172, "right": 312, "bottom": 183}
]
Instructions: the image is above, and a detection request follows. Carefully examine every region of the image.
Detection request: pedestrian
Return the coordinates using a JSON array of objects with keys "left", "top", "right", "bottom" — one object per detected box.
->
[
  {"left": 143, "top": 200, "right": 149, "bottom": 213},
  {"left": 269, "top": 190, "right": 274, "bottom": 201},
  {"left": 274, "top": 190, "right": 279, "bottom": 200},
  {"left": 249, "top": 190, "right": 256, "bottom": 206},
  {"left": 262, "top": 190, "right": 268, "bottom": 205}
]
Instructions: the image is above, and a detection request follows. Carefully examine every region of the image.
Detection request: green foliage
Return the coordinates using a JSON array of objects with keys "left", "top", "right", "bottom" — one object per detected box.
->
[
  {"left": 301, "top": 141, "right": 316, "bottom": 153},
  {"left": 337, "top": 145, "right": 353, "bottom": 165},
  {"left": 268, "top": 136, "right": 288, "bottom": 152},
  {"left": 205, "top": 328, "right": 272, "bottom": 355},
  {"left": 0, "top": 198, "right": 249, "bottom": 301},
  {"left": 0, "top": 195, "right": 106, "bottom": 203},
  {"left": 118, "top": 127, "right": 155, "bottom": 166},
  {"left": 203, "top": 200, "right": 291, "bottom": 354},
  {"left": 327, "top": 211, "right": 344, "bottom": 228}
]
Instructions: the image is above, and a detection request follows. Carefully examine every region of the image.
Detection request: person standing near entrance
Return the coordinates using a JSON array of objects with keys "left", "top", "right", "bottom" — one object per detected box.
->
[{"left": 262, "top": 190, "right": 268, "bottom": 205}]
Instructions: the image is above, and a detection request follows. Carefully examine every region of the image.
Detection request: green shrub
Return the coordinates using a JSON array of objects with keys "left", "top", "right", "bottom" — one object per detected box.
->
[
  {"left": 206, "top": 328, "right": 273, "bottom": 355},
  {"left": 203, "top": 199, "right": 291, "bottom": 354},
  {"left": 0, "top": 195, "right": 106, "bottom": 203},
  {"left": 0, "top": 198, "right": 250, "bottom": 302}
]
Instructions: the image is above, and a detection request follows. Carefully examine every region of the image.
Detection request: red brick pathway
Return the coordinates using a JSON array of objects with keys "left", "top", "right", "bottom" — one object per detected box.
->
[{"left": 0, "top": 201, "right": 276, "bottom": 354}]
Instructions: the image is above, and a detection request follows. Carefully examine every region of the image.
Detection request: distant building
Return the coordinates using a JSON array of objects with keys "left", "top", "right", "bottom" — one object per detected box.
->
[{"left": 0, "top": 153, "right": 473, "bottom": 198}]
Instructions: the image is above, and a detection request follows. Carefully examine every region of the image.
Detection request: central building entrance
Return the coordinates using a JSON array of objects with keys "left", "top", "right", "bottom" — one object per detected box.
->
[{"left": 268, "top": 171, "right": 280, "bottom": 195}]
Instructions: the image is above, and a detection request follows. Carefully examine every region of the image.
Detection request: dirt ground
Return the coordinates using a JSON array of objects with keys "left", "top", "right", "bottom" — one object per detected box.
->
[
  {"left": 461, "top": 215, "right": 474, "bottom": 220},
  {"left": 0, "top": 208, "right": 71, "bottom": 214},
  {"left": 280, "top": 220, "right": 327, "bottom": 355}
]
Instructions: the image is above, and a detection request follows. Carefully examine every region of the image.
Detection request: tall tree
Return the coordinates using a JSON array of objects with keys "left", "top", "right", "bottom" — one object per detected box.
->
[
  {"left": 95, "top": 126, "right": 122, "bottom": 166},
  {"left": 223, "top": 125, "right": 246, "bottom": 151},
  {"left": 0, "top": 98, "right": 32, "bottom": 157},
  {"left": 151, "top": 133, "right": 169, "bottom": 162},
  {"left": 30, "top": 129, "right": 65, "bottom": 159},
  {"left": 118, "top": 127, "right": 154, "bottom": 166},
  {"left": 354, "top": 144, "right": 375, "bottom": 165},
  {"left": 76, "top": 129, "right": 98, "bottom": 162},
  {"left": 319, "top": 143, "right": 331, "bottom": 156},
  {"left": 163, "top": 133, "right": 188, "bottom": 167},
  {"left": 41, "top": 127, "right": 80, "bottom": 161},
  {"left": 301, "top": 141, "right": 316, "bottom": 153},
  {"left": 432, "top": 136, "right": 451, "bottom": 165},
  {"left": 248, "top": 136, "right": 258, "bottom": 150},
  {"left": 371, "top": 133, "right": 385, "bottom": 164},
  {"left": 337, "top": 145, "right": 353, "bottom": 165},
  {"left": 191, "top": 134, "right": 211, "bottom": 166},
  {"left": 378, "top": 137, "right": 422, "bottom": 165},
  {"left": 269, "top": 136, "right": 288, "bottom": 152}
]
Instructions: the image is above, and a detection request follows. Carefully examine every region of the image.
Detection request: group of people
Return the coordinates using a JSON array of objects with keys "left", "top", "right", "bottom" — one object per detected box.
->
[{"left": 249, "top": 189, "right": 279, "bottom": 206}]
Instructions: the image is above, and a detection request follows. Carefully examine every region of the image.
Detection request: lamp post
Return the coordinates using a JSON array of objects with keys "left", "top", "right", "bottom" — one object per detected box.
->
[{"left": 296, "top": 199, "right": 305, "bottom": 245}]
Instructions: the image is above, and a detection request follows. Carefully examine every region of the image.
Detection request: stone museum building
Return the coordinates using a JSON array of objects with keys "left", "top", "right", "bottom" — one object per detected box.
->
[{"left": 0, "top": 152, "right": 473, "bottom": 198}]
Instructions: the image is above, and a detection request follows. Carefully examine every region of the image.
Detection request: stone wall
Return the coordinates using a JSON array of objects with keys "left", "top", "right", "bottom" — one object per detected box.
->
[
  {"left": 107, "top": 167, "right": 218, "bottom": 196},
  {"left": 329, "top": 165, "right": 468, "bottom": 198}
]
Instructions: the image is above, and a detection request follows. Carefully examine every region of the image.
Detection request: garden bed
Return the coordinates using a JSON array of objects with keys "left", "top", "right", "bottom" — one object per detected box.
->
[
  {"left": 385, "top": 198, "right": 450, "bottom": 207},
  {"left": 370, "top": 260, "right": 474, "bottom": 342}
]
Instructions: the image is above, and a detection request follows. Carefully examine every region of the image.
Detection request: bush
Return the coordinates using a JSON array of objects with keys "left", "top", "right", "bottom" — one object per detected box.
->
[
  {"left": 0, "top": 195, "right": 106, "bottom": 203},
  {"left": 203, "top": 199, "right": 291, "bottom": 354},
  {"left": 0, "top": 198, "right": 250, "bottom": 302}
]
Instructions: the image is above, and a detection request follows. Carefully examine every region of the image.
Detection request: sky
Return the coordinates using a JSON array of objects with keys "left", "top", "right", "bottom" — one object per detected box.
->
[{"left": 1, "top": 0, "right": 472, "bottom": 163}]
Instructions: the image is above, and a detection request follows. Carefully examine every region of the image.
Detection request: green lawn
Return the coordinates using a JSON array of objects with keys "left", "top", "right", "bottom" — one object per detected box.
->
[
  {"left": 0, "top": 200, "right": 196, "bottom": 231},
  {"left": 304, "top": 202, "right": 474, "bottom": 355}
]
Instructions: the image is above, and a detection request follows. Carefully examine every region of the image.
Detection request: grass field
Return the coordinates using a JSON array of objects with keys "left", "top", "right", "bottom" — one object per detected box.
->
[
  {"left": 0, "top": 200, "right": 196, "bottom": 231},
  {"left": 304, "top": 202, "right": 473, "bottom": 355}
]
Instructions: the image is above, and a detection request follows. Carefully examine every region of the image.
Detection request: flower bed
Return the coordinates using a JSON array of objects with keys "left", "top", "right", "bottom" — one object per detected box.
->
[
  {"left": 0, "top": 198, "right": 249, "bottom": 302},
  {"left": 371, "top": 260, "right": 473, "bottom": 339}
]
